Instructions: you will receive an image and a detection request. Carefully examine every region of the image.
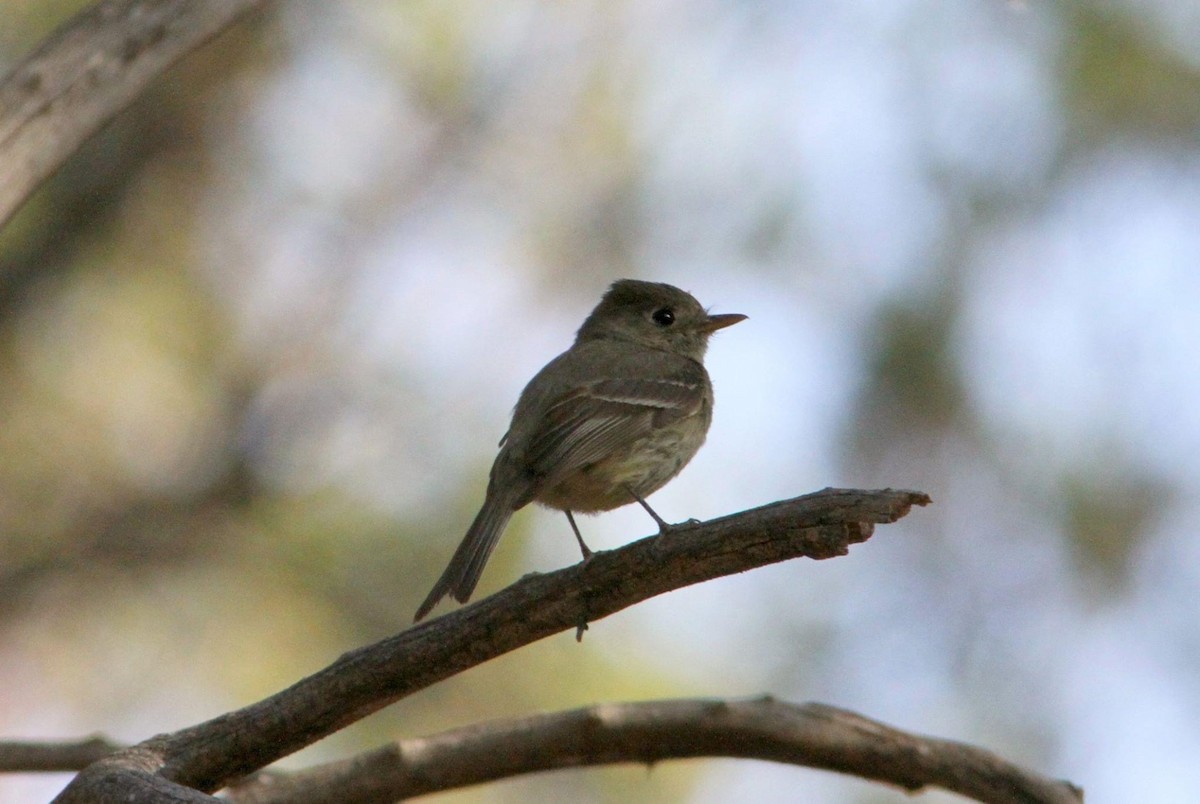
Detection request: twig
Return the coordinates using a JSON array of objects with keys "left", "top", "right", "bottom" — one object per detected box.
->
[{"left": 0, "top": 736, "right": 123, "bottom": 772}]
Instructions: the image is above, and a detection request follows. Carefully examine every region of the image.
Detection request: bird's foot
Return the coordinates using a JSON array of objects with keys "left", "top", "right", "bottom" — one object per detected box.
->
[{"left": 657, "top": 517, "right": 702, "bottom": 535}]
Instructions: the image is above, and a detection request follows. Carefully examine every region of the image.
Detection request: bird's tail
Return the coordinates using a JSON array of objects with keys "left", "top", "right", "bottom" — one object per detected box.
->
[{"left": 413, "top": 491, "right": 515, "bottom": 622}]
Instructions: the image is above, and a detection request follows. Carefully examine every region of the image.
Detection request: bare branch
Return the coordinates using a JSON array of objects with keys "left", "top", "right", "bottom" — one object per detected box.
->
[
  {"left": 53, "top": 488, "right": 929, "bottom": 802},
  {"left": 0, "top": 0, "right": 268, "bottom": 230},
  {"left": 226, "top": 698, "right": 1083, "bottom": 804},
  {"left": 0, "top": 737, "right": 123, "bottom": 772}
]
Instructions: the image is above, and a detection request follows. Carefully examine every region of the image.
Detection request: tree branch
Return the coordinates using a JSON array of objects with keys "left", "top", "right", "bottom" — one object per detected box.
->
[
  {"left": 0, "top": 0, "right": 267, "bottom": 230},
  {"left": 53, "top": 488, "right": 929, "bottom": 801},
  {"left": 224, "top": 698, "right": 1083, "bottom": 804}
]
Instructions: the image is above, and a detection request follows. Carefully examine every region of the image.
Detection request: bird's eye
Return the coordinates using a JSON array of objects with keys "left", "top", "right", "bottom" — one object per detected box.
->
[{"left": 651, "top": 307, "right": 675, "bottom": 326}]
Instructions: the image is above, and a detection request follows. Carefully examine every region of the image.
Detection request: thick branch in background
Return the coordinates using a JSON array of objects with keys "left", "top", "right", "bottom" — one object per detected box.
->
[
  {"left": 2, "top": 696, "right": 1082, "bottom": 804},
  {"left": 225, "top": 698, "right": 1082, "bottom": 804},
  {"left": 0, "top": 0, "right": 267, "bottom": 230},
  {"left": 53, "top": 488, "right": 934, "bottom": 802}
]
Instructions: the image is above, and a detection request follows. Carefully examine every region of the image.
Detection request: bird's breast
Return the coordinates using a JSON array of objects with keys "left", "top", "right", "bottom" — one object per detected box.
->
[{"left": 533, "top": 414, "right": 709, "bottom": 514}]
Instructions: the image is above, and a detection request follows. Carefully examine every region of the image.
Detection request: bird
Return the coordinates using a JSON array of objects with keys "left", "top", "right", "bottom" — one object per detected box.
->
[{"left": 414, "top": 279, "right": 745, "bottom": 621}]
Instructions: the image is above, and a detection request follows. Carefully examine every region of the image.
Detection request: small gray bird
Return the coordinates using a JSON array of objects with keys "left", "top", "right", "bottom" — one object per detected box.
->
[{"left": 414, "top": 279, "right": 745, "bottom": 621}]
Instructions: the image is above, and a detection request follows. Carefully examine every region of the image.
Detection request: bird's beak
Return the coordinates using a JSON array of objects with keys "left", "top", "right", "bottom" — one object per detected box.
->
[{"left": 699, "top": 312, "right": 748, "bottom": 333}]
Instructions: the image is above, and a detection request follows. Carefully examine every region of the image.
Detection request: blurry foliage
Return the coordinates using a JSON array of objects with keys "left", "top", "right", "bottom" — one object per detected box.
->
[
  {"left": 860, "top": 297, "right": 966, "bottom": 436},
  {"left": 1064, "top": 6, "right": 1200, "bottom": 143},
  {"left": 0, "top": 0, "right": 91, "bottom": 47},
  {"left": 1060, "top": 470, "right": 1170, "bottom": 598}
]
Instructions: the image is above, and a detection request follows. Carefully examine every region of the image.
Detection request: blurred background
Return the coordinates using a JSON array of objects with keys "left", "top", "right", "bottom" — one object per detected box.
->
[{"left": 2, "top": 0, "right": 1198, "bottom": 801}]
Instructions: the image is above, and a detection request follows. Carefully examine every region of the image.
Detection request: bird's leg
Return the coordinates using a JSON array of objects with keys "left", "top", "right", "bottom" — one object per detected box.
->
[
  {"left": 625, "top": 485, "right": 672, "bottom": 535},
  {"left": 564, "top": 511, "right": 593, "bottom": 560}
]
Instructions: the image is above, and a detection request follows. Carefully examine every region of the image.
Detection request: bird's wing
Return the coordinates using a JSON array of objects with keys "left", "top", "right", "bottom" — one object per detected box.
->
[{"left": 522, "top": 375, "right": 706, "bottom": 483}]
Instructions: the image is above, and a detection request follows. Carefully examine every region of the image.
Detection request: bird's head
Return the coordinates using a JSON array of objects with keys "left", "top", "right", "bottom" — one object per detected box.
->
[{"left": 575, "top": 279, "right": 746, "bottom": 361}]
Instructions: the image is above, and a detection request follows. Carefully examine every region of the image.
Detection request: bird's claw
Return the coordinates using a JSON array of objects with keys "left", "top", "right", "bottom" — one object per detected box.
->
[{"left": 656, "top": 517, "right": 701, "bottom": 535}]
